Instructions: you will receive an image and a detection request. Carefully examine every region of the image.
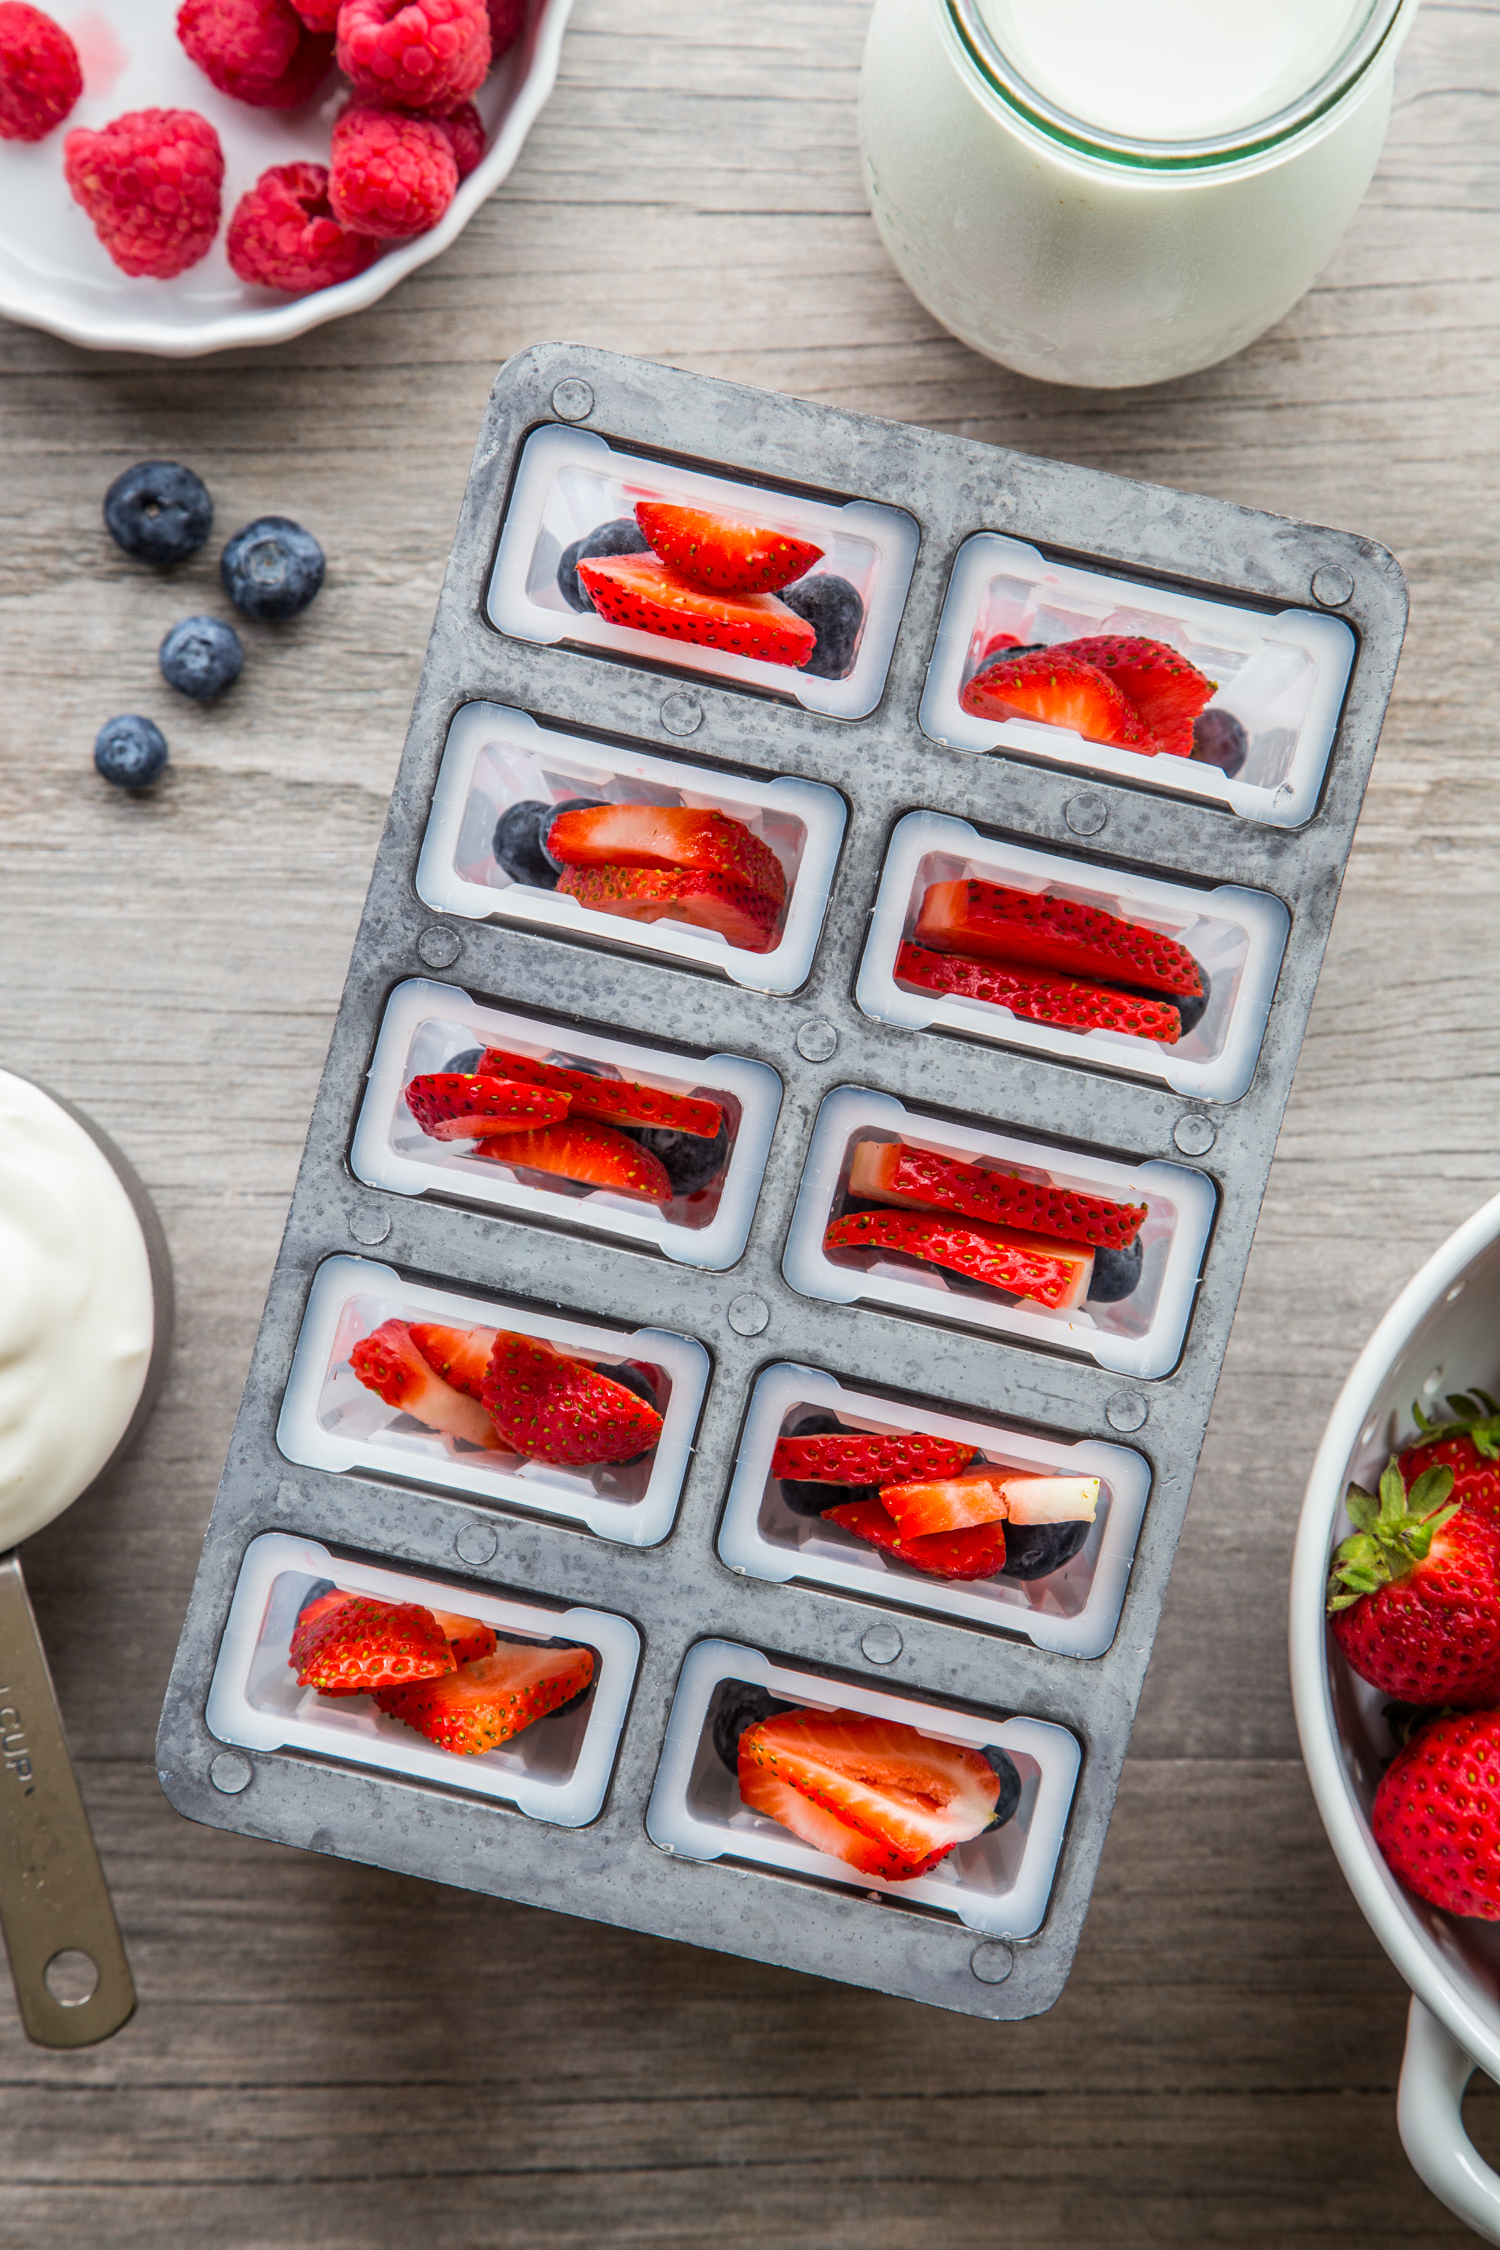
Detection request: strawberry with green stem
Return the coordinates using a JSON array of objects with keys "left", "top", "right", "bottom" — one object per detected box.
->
[
  {"left": 1400, "top": 1389, "right": 1500, "bottom": 1526},
  {"left": 1328, "top": 1455, "right": 1500, "bottom": 1706}
]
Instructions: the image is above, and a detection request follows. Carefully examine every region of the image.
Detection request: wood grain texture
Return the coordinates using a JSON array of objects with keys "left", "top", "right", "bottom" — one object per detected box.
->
[{"left": 2, "top": 0, "right": 1499, "bottom": 2240}]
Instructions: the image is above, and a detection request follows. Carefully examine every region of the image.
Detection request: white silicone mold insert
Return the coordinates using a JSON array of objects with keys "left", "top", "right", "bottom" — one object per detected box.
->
[
  {"left": 860, "top": 813, "right": 1290, "bottom": 1104},
  {"left": 487, "top": 423, "right": 919, "bottom": 718},
  {"left": 718, "top": 1364, "right": 1150, "bottom": 1659},
  {"left": 922, "top": 530, "right": 1356, "bottom": 827},
  {"left": 417, "top": 702, "right": 845, "bottom": 995},
  {"left": 783, "top": 1088, "right": 1216, "bottom": 1381},
  {"left": 278, "top": 1256, "right": 709, "bottom": 1546},
  {"left": 645, "top": 1640, "right": 1080, "bottom": 1937},
  {"left": 350, "top": 978, "right": 781, "bottom": 1272},
  {"left": 205, "top": 1532, "right": 638, "bottom": 1822}
]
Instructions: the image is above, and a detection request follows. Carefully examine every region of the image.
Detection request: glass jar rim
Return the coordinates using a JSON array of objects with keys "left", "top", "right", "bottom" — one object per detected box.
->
[{"left": 947, "top": 0, "right": 1409, "bottom": 168}]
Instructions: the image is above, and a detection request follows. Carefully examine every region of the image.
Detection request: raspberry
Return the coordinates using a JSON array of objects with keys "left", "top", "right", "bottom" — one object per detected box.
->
[
  {"left": 437, "top": 98, "right": 484, "bottom": 179},
  {"left": 488, "top": 0, "right": 524, "bottom": 55},
  {"left": 288, "top": 0, "right": 337, "bottom": 22},
  {"left": 0, "top": 2, "right": 80, "bottom": 139},
  {"left": 64, "top": 109, "right": 224, "bottom": 279},
  {"left": 328, "top": 103, "right": 457, "bottom": 239},
  {"left": 227, "top": 162, "right": 381, "bottom": 292},
  {"left": 336, "top": 0, "right": 490, "bottom": 114},
  {"left": 177, "top": 0, "right": 333, "bottom": 108}
]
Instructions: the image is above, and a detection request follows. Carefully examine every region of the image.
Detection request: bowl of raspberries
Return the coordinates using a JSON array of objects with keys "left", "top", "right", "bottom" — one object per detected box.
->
[
  {"left": 0, "top": 0, "right": 572, "bottom": 353},
  {"left": 1292, "top": 1187, "right": 1500, "bottom": 2240}
]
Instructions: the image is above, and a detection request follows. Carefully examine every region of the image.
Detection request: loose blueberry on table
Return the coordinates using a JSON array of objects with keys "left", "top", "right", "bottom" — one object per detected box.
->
[
  {"left": 94, "top": 714, "right": 168, "bottom": 789},
  {"left": 159, "top": 614, "right": 244, "bottom": 701}
]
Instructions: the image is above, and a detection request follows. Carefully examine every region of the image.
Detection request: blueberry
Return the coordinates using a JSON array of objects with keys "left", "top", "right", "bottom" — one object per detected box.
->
[
  {"left": 558, "top": 518, "right": 650, "bottom": 612},
  {"left": 997, "top": 1519, "right": 1091, "bottom": 1581},
  {"left": 788, "top": 1411, "right": 845, "bottom": 1438},
  {"left": 444, "top": 1047, "right": 485, "bottom": 1074},
  {"left": 103, "top": 460, "right": 213, "bottom": 566},
  {"left": 295, "top": 1577, "right": 338, "bottom": 1620},
  {"left": 158, "top": 614, "right": 244, "bottom": 701},
  {"left": 712, "top": 1682, "right": 793, "bottom": 1775},
  {"left": 982, "top": 1746, "right": 1023, "bottom": 1827},
  {"left": 220, "top": 515, "right": 325, "bottom": 621},
  {"left": 626, "top": 1116, "right": 731, "bottom": 1198},
  {"left": 778, "top": 573, "right": 865, "bottom": 680},
  {"left": 594, "top": 1362, "right": 658, "bottom": 1410},
  {"left": 1086, "top": 1233, "right": 1143, "bottom": 1304},
  {"left": 540, "top": 797, "right": 604, "bottom": 872},
  {"left": 493, "top": 800, "right": 559, "bottom": 887},
  {"left": 94, "top": 714, "right": 167, "bottom": 788},
  {"left": 1171, "top": 964, "right": 1211, "bottom": 1038},
  {"left": 1191, "top": 708, "right": 1248, "bottom": 778}
]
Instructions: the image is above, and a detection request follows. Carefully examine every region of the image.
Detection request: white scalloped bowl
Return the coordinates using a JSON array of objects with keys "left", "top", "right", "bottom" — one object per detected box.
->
[
  {"left": 0, "top": 0, "right": 573, "bottom": 356},
  {"left": 1292, "top": 1188, "right": 1500, "bottom": 2242}
]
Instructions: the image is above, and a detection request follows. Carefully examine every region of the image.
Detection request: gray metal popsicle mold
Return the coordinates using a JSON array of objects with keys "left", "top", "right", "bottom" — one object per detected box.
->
[{"left": 156, "top": 342, "right": 1406, "bottom": 2019}]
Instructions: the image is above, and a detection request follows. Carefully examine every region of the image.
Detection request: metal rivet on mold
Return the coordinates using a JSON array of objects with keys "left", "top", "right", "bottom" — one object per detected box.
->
[
  {"left": 349, "top": 1209, "right": 392, "bottom": 1245},
  {"left": 970, "top": 1940, "right": 1014, "bottom": 1984},
  {"left": 209, "top": 1751, "right": 253, "bottom": 1795},
  {"left": 727, "top": 1293, "right": 770, "bottom": 1337},
  {"left": 417, "top": 925, "right": 461, "bottom": 969},
  {"left": 660, "top": 693, "right": 703, "bottom": 736},
  {"left": 1311, "top": 564, "right": 1355, "bottom": 608},
  {"left": 1064, "top": 792, "right": 1109, "bottom": 837},
  {"left": 455, "top": 1521, "right": 499, "bottom": 1567},
  {"left": 1173, "top": 1111, "right": 1216, "bottom": 1157},
  {"left": 551, "top": 378, "right": 594, "bottom": 422},
  {"left": 1106, "top": 1391, "right": 1148, "bottom": 1433},
  {"left": 796, "top": 1017, "right": 838, "bottom": 1062},
  {"left": 860, "top": 1622, "right": 902, "bottom": 1665}
]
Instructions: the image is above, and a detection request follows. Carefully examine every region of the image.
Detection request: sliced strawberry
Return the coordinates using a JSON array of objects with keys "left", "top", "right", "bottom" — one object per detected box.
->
[
  {"left": 404, "top": 1072, "right": 571, "bottom": 1140},
  {"left": 770, "top": 1430, "right": 974, "bottom": 1486},
  {"left": 959, "top": 650, "right": 1156, "bottom": 751},
  {"left": 913, "top": 880, "right": 1204, "bottom": 1001},
  {"left": 575, "top": 553, "right": 817, "bottom": 669},
  {"left": 475, "top": 1049, "right": 723, "bottom": 1140},
  {"left": 824, "top": 1497, "right": 1011, "bottom": 1582},
  {"left": 737, "top": 1709, "right": 1000, "bottom": 1877},
  {"left": 290, "top": 1595, "right": 454, "bottom": 1698},
  {"left": 825, "top": 1209, "right": 1094, "bottom": 1311},
  {"left": 1052, "top": 635, "right": 1215, "bottom": 745},
  {"left": 376, "top": 1640, "right": 594, "bottom": 1755},
  {"left": 634, "top": 502, "right": 823, "bottom": 595},
  {"left": 408, "top": 1322, "right": 500, "bottom": 1400},
  {"left": 430, "top": 1609, "right": 499, "bottom": 1666},
  {"left": 545, "top": 804, "right": 786, "bottom": 905},
  {"left": 349, "top": 1320, "right": 505, "bottom": 1449},
  {"left": 481, "top": 1332, "right": 664, "bottom": 1465},
  {"left": 879, "top": 1467, "right": 1100, "bottom": 1539},
  {"left": 848, "top": 1138, "right": 1145, "bottom": 1251},
  {"left": 895, "top": 941, "right": 1183, "bottom": 1043},
  {"left": 293, "top": 1587, "right": 348, "bottom": 1639},
  {"left": 558, "top": 864, "right": 782, "bottom": 954},
  {"left": 474, "top": 1118, "right": 672, "bottom": 1203}
]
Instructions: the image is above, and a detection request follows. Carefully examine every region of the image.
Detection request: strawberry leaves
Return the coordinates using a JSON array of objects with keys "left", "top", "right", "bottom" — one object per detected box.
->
[
  {"left": 1411, "top": 1388, "right": 1500, "bottom": 1459},
  {"left": 1327, "top": 1456, "right": 1458, "bottom": 1611}
]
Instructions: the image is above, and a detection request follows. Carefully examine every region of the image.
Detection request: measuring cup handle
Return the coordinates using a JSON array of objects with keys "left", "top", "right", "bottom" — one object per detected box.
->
[
  {"left": 0, "top": 1552, "right": 136, "bottom": 2046},
  {"left": 1399, "top": 1996, "right": 1500, "bottom": 2244}
]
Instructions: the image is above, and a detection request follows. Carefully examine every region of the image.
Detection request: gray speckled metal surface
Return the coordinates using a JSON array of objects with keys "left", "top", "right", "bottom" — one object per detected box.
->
[{"left": 156, "top": 342, "right": 1405, "bottom": 2020}]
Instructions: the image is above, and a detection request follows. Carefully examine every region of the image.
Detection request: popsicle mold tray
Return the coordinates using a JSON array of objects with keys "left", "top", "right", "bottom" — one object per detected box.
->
[{"left": 159, "top": 344, "right": 1406, "bottom": 2023}]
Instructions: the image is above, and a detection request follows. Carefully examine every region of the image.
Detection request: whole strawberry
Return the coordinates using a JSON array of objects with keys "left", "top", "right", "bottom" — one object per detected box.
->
[
  {"left": 1328, "top": 1456, "right": 1500, "bottom": 1706},
  {"left": 1400, "top": 1388, "right": 1500, "bottom": 1528},
  {"left": 1373, "top": 1709, "right": 1500, "bottom": 1918}
]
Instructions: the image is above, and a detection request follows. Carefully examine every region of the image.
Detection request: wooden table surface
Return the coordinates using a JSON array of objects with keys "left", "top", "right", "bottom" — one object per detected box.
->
[{"left": 4, "top": 2, "right": 1500, "bottom": 2243}]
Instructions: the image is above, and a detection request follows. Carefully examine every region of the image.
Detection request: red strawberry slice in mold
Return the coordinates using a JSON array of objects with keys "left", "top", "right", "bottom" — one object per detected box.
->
[
  {"left": 404, "top": 1072, "right": 570, "bottom": 1140},
  {"left": 770, "top": 1430, "right": 974, "bottom": 1486},
  {"left": 737, "top": 1709, "right": 1001, "bottom": 1876},
  {"left": 376, "top": 1640, "right": 594, "bottom": 1754},
  {"left": 408, "top": 1322, "right": 500, "bottom": 1402},
  {"left": 349, "top": 1320, "right": 505, "bottom": 1449},
  {"left": 473, "top": 1118, "right": 673, "bottom": 1203},
  {"left": 824, "top": 1209, "right": 1094, "bottom": 1310},
  {"left": 545, "top": 804, "right": 786, "bottom": 905},
  {"left": 557, "top": 863, "right": 783, "bottom": 954},
  {"left": 848, "top": 1137, "right": 1145, "bottom": 1250},
  {"left": 429, "top": 1610, "right": 499, "bottom": 1667},
  {"left": 879, "top": 1467, "right": 1100, "bottom": 1541},
  {"left": 575, "top": 553, "right": 818, "bottom": 670},
  {"left": 914, "top": 880, "right": 1204, "bottom": 1001},
  {"left": 634, "top": 502, "right": 824, "bottom": 595},
  {"left": 480, "top": 1332, "right": 665, "bottom": 1465},
  {"left": 1052, "top": 634, "right": 1214, "bottom": 752},
  {"left": 895, "top": 941, "right": 1184, "bottom": 1043},
  {"left": 823, "top": 1497, "right": 1012, "bottom": 1582},
  {"left": 476, "top": 1048, "right": 723, "bottom": 1140},
  {"left": 959, "top": 650, "right": 1157, "bottom": 751},
  {"left": 290, "top": 1594, "right": 455, "bottom": 1698}
]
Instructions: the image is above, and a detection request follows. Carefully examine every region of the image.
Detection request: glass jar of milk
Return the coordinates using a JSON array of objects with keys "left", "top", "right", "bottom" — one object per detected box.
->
[{"left": 859, "top": 0, "right": 1419, "bottom": 387}]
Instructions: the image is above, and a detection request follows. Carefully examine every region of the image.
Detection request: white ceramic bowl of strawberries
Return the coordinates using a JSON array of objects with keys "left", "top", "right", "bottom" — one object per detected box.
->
[{"left": 1292, "top": 1186, "right": 1500, "bottom": 2241}]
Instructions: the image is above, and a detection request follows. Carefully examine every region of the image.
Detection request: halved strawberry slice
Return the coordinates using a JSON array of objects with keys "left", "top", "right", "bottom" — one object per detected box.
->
[
  {"left": 404, "top": 1073, "right": 571, "bottom": 1140},
  {"left": 290, "top": 1595, "right": 455, "bottom": 1698},
  {"left": 959, "top": 650, "right": 1156, "bottom": 751},
  {"left": 474, "top": 1118, "right": 672, "bottom": 1203},
  {"left": 430, "top": 1610, "right": 499, "bottom": 1666},
  {"left": 737, "top": 1709, "right": 1000, "bottom": 1877},
  {"left": 545, "top": 804, "right": 786, "bottom": 905},
  {"left": 879, "top": 1467, "right": 1100, "bottom": 1540},
  {"left": 634, "top": 502, "right": 824, "bottom": 595},
  {"left": 575, "top": 553, "right": 817, "bottom": 669},
  {"left": 914, "top": 880, "right": 1204, "bottom": 1000},
  {"left": 481, "top": 1332, "right": 664, "bottom": 1465},
  {"left": 823, "top": 1497, "right": 1011, "bottom": 1582},
  {"left": 1053, "top": 635, "right": 1214, "bottom": 749},
  {"left": 376, "top": 1640, "right": 594, "bottom": 1754},
  {"left": 825, "top": 1209, "right": 1093, "bottom": 1310},
  {"left": 292, "top": 1587, "right": 348, "bottom": 1643},
  {"left": 849, "top": 1138, "right": 1145, "bottom": 1250},
  {"left": 349, "top": 1320, "right": 505, "bottom": 1449},
  {"left": 770, "top": 1430, "right": 974, "bottom": 1485},
  {"left": 408, "top": 1323, "right": 500, "bottom": 1401},
  {"left": 558, "top": 864, "right": 782, "bottom": 954},
  {"left": 475, "top": 1049, "right": 723, "bottom": 1140},
  {"left": 895, "top": 941, "right": 1183, "bottom": 1043}
]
